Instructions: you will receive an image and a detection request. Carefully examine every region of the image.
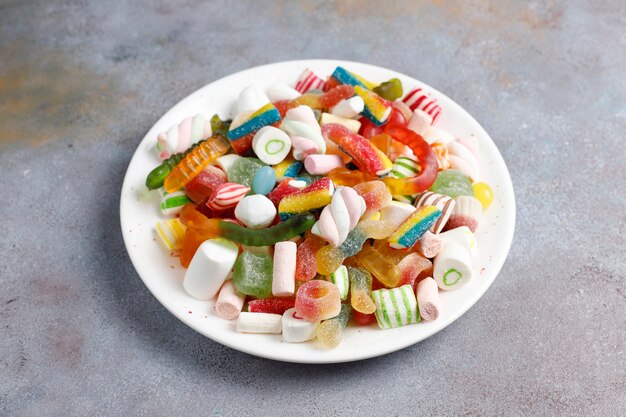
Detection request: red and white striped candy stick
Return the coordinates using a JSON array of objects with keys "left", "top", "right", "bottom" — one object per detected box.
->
[
  {"left": 207, "top": 182, "right": 250, "bottom": 210},
  {"left": 402, "top": 88, "right": 442, "bottom": 124},
  {"left": 294, "top": 68, "right": 327, "bottom": 93}
]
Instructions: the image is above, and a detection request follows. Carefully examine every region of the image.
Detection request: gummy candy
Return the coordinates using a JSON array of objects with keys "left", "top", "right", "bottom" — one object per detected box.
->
[
  {"left": 316, "top": 304, "right": 352, "bottom": 348},
  {"left": 355, "top": 245, "right": 400, "bottom": 288},
  {"left": 227, "top": 157, "right": 265, "bottom": 190},
  {"left": 163, "top": 135, "right": 231, "bottom": 193},
  {"left": 248, "top": 297, "right": 296, "bottom": 315},
  {"left": 359, "top": 104, "right": 407, "bottom": 139},
  {"left": 373, "top": 78, "right": 403, "bottom": 101},
  {"left": 273, "top": 158, "right": 303, "bottom": 180},
  {"left": 278, "top": 177, "right": 334, "bottom": 220},
  {"left": 354, "top": 86, "right": 392, "bottom": 126},
  {"left": 353, "top": 180, "right": 392, "bottom": 219},
  {"left": 388, "top": 206, "right": 442, "bottom": 249},
  {"left": 429, "top": 169, "right": 474, "bottom": 199},
  {"left": 397, "top": 252, "right": 432, "bottom": 287},
  {"left": 330, "top": 66, "right": 376, "bottom": 90},
  {"left": 295, "top": 280, "right": 341, "bottom": 321},
  {"left": 184, "top": 165, "right": 227, "bottom": 203},
  {"left": 267, "top": 179, "right": 306, "bottom": 207},
  {"left": 381, "top": 124, "right": 439, "bottom": 195},
  {"left": 295, "top": 234, "right": 327, "bottom": 282},
  {"left": 472, "top": 181, "right": 494, "bottom": 209},
  {"left": 322, "top": 124, "right": 392, "bottom": 176},
  {"left": 352, "top": 310, "right": 376, "bottom": 326},
  {"left": 252, "top": 166, "right": 277, "bottom": 195},
  {"left": 227, "top": 103, "right": 282, "bottom": 154},
  {"left": 326, "top": 167, "right": 376, "bottom": 187},
  {"left": 233, "top": 251, "right": 273, "bottom": 299},
  {"left": 347, "top": 266, "right": 376, "bottom": 314},
  {"left": 290, "top": 85, "right": 355, "bottom": 110}
]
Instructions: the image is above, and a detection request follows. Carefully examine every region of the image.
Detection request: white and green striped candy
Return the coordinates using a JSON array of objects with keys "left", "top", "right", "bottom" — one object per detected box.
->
[
  {"left": 326, "top": 265, "right": 349, "bottom": 300},
  {"left": 160, "top": 189, "right": 191, "bottom": 216},
  {"left": 372, "top": 285, "right": 420, "bottom": 329},
  {"left": 390, "top": 156, "right": 420, "bottom": 204}
]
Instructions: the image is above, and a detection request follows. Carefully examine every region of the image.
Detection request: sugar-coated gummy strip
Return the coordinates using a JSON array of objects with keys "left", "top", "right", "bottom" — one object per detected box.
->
[{"left": 388, "top": 206, "right": 442, "bottom": 249}]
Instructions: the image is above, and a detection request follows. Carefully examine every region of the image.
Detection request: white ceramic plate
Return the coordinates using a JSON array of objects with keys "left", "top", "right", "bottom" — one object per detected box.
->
[{"left": 120, "top": 60, "right": 515, "bottom": 363}]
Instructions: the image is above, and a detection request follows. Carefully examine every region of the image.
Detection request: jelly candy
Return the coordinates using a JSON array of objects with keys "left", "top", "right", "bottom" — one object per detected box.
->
[
  {"left": 252, "top": 165, "right": 277, "bottom": 195},
  {"left": 382, "top": 124, "right": 438, "bottom": 195},
  {"left": 354, "top": 86, "right": 392, "bottom": 126},
  {"left": 347, "top": 266, "right": 376, "bottom": 314},
  {"left": 316, "top": 304, "right": 351, "bottom": 348},
  {"left": 295, "top": 234, "right": 327, "bottom": 282},
  {"left": 353, "top": 180, "right": 392, "bottom": 219},
  {"left": 322, "top": 124, "right": 392, "bottom": 176},
  {"left": 226, "top": 103, "right": 282, "bottom": 154},
  {"left": 388, "top": 206, "right": 442, "bottom": 249},
  {"left": 397, "top": 252, "right": 432, "bottom": 287},
  {"left": 278, "top": 177, "right": 334, "bottom": 220},
  {"left": 472, "top": 182, "right": 494, "bottom": 209},
  {"left": 227, "top": 157, "right": 265, "bottom": 190},
  {"left": 295, "top": 280, "right": 341, "bottom": 321},
  {"left": 163, "top": 135, "right": 231, "bottom": 193},
  {"left": 432, "top": 141, "right": 450, "bottom": 171},
  {"left": 330, "top": 66, "right": 377, "bottom": 90},
  {"left": 372, "top": 285, "right": 420, "bottom": 329},
  {"left": 326, "top": 167, "right": 376, "bottom": 187},
  {"left": 184, "top": 165, "right": 227, "bottom": 203},
  {"left": 290, "top": 85, "right": 355, "bottom": 110},
  {"left": 429, "top": 169, "right": 474, "bottom": 199},
  {"left": 210, "top": 114, "right": 231, "bottom": 137},
  {"left": 355, "top": 245, "right": 400, "bottom": 288},
  {"left": 248, "top": 297, "right": 296, "bottom": 315},
  {"left": 232, "top": 251, "right": 273, "bottom": 299},
  {"left": 352, "top": 310, "right": 376, "bottom": 326},
  {"left": 360, "top": 103, "right": 407, "bottom": 139},
  {"left": 373, "top": 78, "right": 403, "bottom": 101}
]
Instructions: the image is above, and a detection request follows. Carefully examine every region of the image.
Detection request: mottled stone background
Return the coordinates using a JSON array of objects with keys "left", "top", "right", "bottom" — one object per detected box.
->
[{"left": 1, "top": 1, "right": 624, "bottom": 416}]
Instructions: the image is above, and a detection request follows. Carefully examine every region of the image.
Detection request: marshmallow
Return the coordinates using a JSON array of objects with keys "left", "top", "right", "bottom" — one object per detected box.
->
[
  {"left": 272, "top": 241, "right": 297, "bottom": 296},
  {"left": 183, "top": 239, "right": 239, "bottom": 300},
  {"left": 267, "top": 82, "right": 301, "bottom": 102},
  {"left": 416, "top": 277, "right": 441, "bottom": 321},
  {"left": 439, "top": 226, "right": 478, "bottom": 256},
  {"left": 290, "top": 136, "right": 318, "bottom": 161},
  {"left": 407, "top": 109, "right": 433, "bottom": 136},
  {"left": 415, "top": 191, "right": 456, "bottom": 234},
  {"left": 448, "top": 137, "right": 480, "bottom": 182},
  {"left": 433, "top": 242, "right": 473, "bottom": 291},
  {"left": 237, "top": 312, "right": 282, "bottom": 334},
  {"left": 330, "top": 96, "right": 365, "bottom": 119},
  {"left": 238, "top": 85, "right": 270, "bottom": 114},
  {"left": 379, "top": 201, "right": 416, "bottom": 230},
  {"left": 229, "top": 110, "right": 254, "bottom": 130},
  {"left": 215, "top": 154, "right": 242, "bottom": 174},
  {"left": 423, "top": 126, "right": 455, "bottom": 145},
  {"left": 215, "top": 280, "right": 246, "bottom": 320},
  {"left": 234, "top": 195, "right": 277, "bottom": 229},
  {"left": 320, "top": 112, "right": 361, "bottom": 133},
  {"left": 282, "top": 308, "right": 319, "bottom": 343},
  {"left": 155, "top": 114, "right": 212, "bottom": 160},
  {"left": 304, "top": 154, "right": 344, "bottom": 175},
  {"left": 311, "top": 187, "right": 366, "bottom": 247},
  {"left": 415, "top": 231, "right": 442, "bottom": 258},
  {"left": 252, "top": 126, "right": 292, "bottom": 165},
  {"left": 280, "top": 106, "right": 326, "bottom": 154}
]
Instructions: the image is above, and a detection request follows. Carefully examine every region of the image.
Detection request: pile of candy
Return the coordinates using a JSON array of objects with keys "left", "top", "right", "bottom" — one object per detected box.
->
[{"left": 147, "top": 66, "right": 494, "bottom": 348}]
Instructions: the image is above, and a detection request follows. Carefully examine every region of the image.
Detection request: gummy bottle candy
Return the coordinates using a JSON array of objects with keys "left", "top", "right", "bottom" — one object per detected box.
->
[
  {"left": 347, "top": 267, "right": 376, "bottom": 314},
  {"left": 316, "top": 304, "right": 352, "bottom": 348},
  {"left": 355, "top": 244, "right": 400, "bottom": 288}
]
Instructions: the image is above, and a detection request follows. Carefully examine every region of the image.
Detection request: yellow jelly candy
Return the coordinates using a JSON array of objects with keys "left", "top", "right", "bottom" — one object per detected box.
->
[{"left": 472, "top": 182, "right": 494, "bottom": 209}]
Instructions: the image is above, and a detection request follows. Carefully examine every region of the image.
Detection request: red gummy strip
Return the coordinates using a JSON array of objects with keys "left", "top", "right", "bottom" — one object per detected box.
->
[{"left": 248, "top": 297, "right": 296, "bottom": 315}]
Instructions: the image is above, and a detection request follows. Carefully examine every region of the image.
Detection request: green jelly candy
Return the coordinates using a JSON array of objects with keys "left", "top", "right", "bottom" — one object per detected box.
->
[
  {"left": 326, "top": 303, "right": 352, "bottom": 328},
  {"left": 373, "top": 78, "right": 403, "bottom": 101},
  {"left": 228, "top": 157, "right": 265, "bottom": 190},
  {"left": 429, "top": 170, "right": 475, "bottom": 198},
  {"left": 233, "top": 251, "right": 273, "bottom": 299}
]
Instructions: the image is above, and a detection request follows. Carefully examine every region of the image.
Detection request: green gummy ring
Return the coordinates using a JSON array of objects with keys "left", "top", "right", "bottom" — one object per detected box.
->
[
  {"left": 443, "top": 268, "right": 462, "bottom": 286},
  {"left": 265, "top": 139, "right": 286, "bottom": 155}
]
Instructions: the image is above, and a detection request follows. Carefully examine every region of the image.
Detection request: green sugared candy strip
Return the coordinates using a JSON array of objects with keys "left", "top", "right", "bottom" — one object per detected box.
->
[
  {"left": 233, "top": 251, "right": 273, "bottom": 299},
  {"left": 337, "top": 227, "right": 368, "bottom": 257},
  {"left": 373, "top": 78, "right": 403, "bottom": 101},
  {"left": 323, "top": 303, "right": 352, "bottom": 328},
  {"left": 219, "top": 214, "right": 315, "bottom": 246},
  {"left": 347, "top": 266, "right": 372, "bottom": 293},
  {"left": 429, "top": 169, "right": 475, "bottom": 199}
]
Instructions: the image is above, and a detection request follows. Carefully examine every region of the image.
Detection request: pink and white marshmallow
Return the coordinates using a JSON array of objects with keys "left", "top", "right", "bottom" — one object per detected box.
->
[
  {"left": 415, "top": 231, "right": 443, "bottom": 258},
  {"left": 416, "top": 277, "right": 441, "bottom": 321},
  {"left": 280, "top": 105, "right": 326, "bottom": 158},
  {"left": 304, "top": 154, "right": 344, "bottom": 175},
  {"left": 156, "top": 114, "right": 212, "bottom": 160},
  {"left": 311, "top": 187, "right": 366, "bottom": 247},
  {"left": 267, "top": 82, "right": 301, "bottom": 102},
  {"left": 272, "top": 241, "right": 297, "bottom": 296},
  {"left": 215, "top": 280, "right": 246, "bottom": 320},
  {"left": 448, "top": 136, "right": 480, "bottom": 181},
  {"left": 407, "top": 109, "right": 433, "bottom": 136}
]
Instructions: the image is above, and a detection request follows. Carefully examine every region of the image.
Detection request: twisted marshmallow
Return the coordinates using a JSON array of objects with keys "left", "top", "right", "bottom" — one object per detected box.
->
[
  {"left": 448, "top": 136, "right": 480, "bottom": 181},
  {"left": 156, "top": 114, "right": 212, "bottom": 160},
  {"left": 311, "top": 187, "right": 366, "bottom": 247},
  {"left": 280, "top": 105, "right": 326, "bottom": 160}
]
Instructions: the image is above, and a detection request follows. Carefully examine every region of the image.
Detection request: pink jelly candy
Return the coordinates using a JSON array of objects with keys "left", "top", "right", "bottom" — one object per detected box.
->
[
  {"left": 295, "top": 280, "right": 341, "bottom": 321},
  {"left": 353, "top": 180, "right": 392, "bottom": 219}
]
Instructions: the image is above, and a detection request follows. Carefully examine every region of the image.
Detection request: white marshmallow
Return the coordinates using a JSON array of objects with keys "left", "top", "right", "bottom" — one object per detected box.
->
[
  {"left": 272, "top": 241, "right": 297, "bottom": 296},
  {"left": 280, "top": 106, "right": 326, "bottom": 154},
  {"left": 234, "top": 195, "right": 276, "bottom": 229},
  {"left": 215, "top": 154, "right": 241, "bottom": 174},
  {"left": 304, "top": 154, "right": 344, "bottom": 175},
  {"left": 416, "top": 277, "right": 441, "bottom": 321},
  {"left": 215, "top": 280, "right": 246, "bottom": 320},
  {"left": 267, "top": 82, "right": 301, "bottom": 101},
  {"left": 423, "top": 126, "right": 455, "bottom": 145},
  {"left": 320, "top": 112, "right": 361, "bottom": 133},
  {"left": 407, "top": 109, "right": 433, "bottom": 136},
  {"left": 415, "top": 231, "right": 442, "bottom": 258},
  {"left": 438, "top": 226, "right": 478, "bottom": 257},
  {"left": 379, "top": 201, "right": 416, "bottom": 230},
  {"left": 282, "top": 308, "right": 319, "bottom": 343},
  {"left": 183, "top": 239, "right": 239, "bottom": 300},
  {"left": 433, "top": 242, "right": 473, "bottom": 291},
  {"left": 237, "top": 312, "right": 282, "bottom": 334},
  {"left": 237, "top": 85, "right": 270, "bottom": 114},
  {"left": 330, "top": 96, "right": 365, "bottom": 118},
  {"left": 252, "top": 126, "right": 292, "bottom": 165}
]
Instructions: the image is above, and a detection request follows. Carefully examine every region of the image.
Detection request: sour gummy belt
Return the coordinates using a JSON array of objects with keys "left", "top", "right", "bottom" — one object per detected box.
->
[{"left": 145, "top": 65, "right": 494, "bottom": 348}]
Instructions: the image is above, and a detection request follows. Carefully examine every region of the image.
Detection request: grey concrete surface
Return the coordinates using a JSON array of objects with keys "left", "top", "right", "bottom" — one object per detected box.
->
[{"left": 1, "top": 1, "right": 625, "bottom": 416}]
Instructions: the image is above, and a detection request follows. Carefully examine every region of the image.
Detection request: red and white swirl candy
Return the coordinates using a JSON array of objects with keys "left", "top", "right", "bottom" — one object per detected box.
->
[
  {"left": 207, "top": 182, "right": 250, "bottom": 211},
  {"left": 402, "top": 88, "right": 442, "bottom": 124},
  {"left": 294, "top": 68, "right": 327, "bottom": 93},
  {"left": 156, "top": 114, "right": 212, "bottom": 160},
  {"left": 311, "top": 187, "right": 366, "bottom": 247},
  {"left": 448, "top": 136, "right": 480, "bottom": 182}
]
